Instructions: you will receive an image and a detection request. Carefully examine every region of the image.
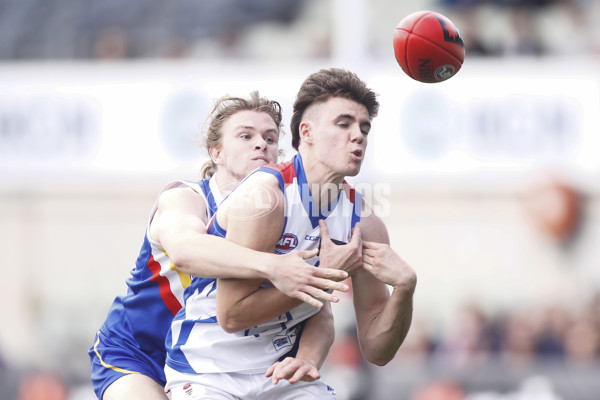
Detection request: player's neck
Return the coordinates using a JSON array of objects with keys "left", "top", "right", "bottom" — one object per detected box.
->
[
  {"left": 299, "top": 152, "right": 344, "bottom": 210},
  {"left": 213, "top": 170, "right": 242, "bottom": 197}
]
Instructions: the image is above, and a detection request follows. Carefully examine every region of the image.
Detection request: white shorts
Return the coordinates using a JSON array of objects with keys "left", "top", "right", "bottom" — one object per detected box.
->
[{"left": 165, "top": 370, "right": 337, "bottom": 400}]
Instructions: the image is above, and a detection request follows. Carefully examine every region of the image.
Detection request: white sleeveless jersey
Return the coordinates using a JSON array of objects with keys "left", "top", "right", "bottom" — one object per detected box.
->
[{"left": 165, "top": 154, "right": 362, "bottom": 383}]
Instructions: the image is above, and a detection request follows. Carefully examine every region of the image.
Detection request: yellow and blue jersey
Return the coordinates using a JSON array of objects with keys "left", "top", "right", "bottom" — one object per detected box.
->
[{"left": 89, "top": 178, "right": 220, "bottom": 399}]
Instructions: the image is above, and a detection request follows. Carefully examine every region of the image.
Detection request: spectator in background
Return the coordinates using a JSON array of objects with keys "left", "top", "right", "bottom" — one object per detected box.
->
[
  {"left": 17, "top": 372, "right": 68, "bottom": 400},
  {"left": 410, "top": 380, "right": 464, "bottom": 400},
  {"left": 563, "top": 311, "right": 600, "bottom": 365},
  {"left": 93, "top": 26, "right": 130, "bottom": 59},
  {"left": 534, "top": 304, "right": 570, "bottom": 358},
  {"left": 439, "top": 303, "right": 495, "bottom": 368}
]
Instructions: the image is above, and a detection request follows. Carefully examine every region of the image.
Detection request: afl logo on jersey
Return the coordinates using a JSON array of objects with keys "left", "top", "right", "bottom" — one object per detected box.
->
[{"left": 276, "top": 233, "right": 298, "bottom": 250}]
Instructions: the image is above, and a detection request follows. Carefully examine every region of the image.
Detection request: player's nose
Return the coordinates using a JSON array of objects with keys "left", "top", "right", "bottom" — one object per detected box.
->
[
  {"left": 350, "top": 125, "right": 364, "bottom": 144},
  {"left": 254, "top": 137, "right": 267, "bottom": 150}
]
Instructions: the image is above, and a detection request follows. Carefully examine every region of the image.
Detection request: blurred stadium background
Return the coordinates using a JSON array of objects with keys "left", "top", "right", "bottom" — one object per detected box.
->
[{"left": 1, "top": 0, "right": 600, "bottom": 399}]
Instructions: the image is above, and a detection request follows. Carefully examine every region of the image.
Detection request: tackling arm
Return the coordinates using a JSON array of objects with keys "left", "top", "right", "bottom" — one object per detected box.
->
[{"left": 152, "top": 184, "right": 347, "bottom": 309}]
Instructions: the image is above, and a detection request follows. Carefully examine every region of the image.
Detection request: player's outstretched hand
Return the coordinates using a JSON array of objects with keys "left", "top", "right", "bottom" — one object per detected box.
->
[
  {"left": 362, "top": 241, "right": 417, "bottom": 290},
  {"left": 318, "top": 219, "right": 363, "bottom": 277},
  {"left": 265, "top": 357, "right": 320, "bottom": 385},
  {"left": 267, "top": 249, "right": 349, "bottom": 308}
]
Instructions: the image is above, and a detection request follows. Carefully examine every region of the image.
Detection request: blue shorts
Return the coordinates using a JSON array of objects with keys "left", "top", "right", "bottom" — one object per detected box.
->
[{"left": 89, "top": 330, "right": 166, "bottom": 399}]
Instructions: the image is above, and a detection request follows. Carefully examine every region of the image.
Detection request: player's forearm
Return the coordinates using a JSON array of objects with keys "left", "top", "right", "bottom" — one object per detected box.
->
[
  {"left": 295, "top": 304, "right": 335, "bottom": 369},
  {"left": 358, "top": 284, "right": 414, "bottom": 366},
  {"left": 169, "top": 234, "right": 273, "bottom": 280},
  {"left": 217, "top": 285, "right": 303, "bottom": 333}
]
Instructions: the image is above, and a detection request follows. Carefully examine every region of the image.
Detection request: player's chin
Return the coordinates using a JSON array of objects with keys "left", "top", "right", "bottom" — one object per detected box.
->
[
  {"left": 345, "top": 165, "right": 362, "bottom": 177},
  {"left": 345, "top": 161, "right": 363, "bottom": 176}
]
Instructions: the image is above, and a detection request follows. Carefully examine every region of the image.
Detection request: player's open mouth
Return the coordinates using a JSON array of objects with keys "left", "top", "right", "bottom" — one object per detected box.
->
[{"left": 351, "top": 150, "right": 363, "bottom": 160}]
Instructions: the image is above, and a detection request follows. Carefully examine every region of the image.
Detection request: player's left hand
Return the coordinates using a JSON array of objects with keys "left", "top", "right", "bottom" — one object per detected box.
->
[
  {"left": 265, "top": 357, "right": 320, "bottom": 384},
  {"left": 362, "top": 241, "right": 417, "bottom": 290}
]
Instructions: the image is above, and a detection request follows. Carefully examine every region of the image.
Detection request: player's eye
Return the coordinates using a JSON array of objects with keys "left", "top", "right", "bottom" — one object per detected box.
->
[
  {"left": 240, "top": 133, "right": 251, "bottom": 139},
  {"left": 360, "top": 123, "right": 371, "bottom": 136}
]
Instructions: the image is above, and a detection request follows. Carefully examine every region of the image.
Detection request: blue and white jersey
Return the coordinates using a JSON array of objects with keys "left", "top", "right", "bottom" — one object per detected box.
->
[{"left": 165, "top": 153, "right": 362, "bottom": 382}]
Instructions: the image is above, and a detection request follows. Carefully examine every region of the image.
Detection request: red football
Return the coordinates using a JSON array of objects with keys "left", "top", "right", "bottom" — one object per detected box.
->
[{"left": 393, "top": 10, "right": 465, "bottom": 83}]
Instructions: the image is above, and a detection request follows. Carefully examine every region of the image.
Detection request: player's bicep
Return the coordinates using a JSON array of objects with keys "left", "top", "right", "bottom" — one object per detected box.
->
[
  {"left": 359, "top": 202, "right": 390, "bottom": 244},
  {"left": 152, "top": 187, "right": 209, "bottom": 253}
]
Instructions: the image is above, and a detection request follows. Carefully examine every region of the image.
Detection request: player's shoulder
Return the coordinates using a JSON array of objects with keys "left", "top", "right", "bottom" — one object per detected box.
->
[
  {"left": 359, "top": 202, "right": 389, "bottom": 243},
  {"left": 240, "top": 160, "right": 292, "bottom": 192},
  {"left": 256, "top": 159, "right": 297, "bottom": 186},
  {"left": 217, "top": 171, "right": 284, "bottom": 225},
  {"left": 243, "top": 168, "right": 282, "bottom": 189},
  {"left": 261, "top": 159, "right": 293, "bottom": 174},
  {"left": 151, "top": 181, "right": 210, "bottom": 241},
  {"left": 220, "top": 170, "right": 283, "bottom": 214},
  {"left": 157, "top": 181, "right": 207, "bottom": 209}
]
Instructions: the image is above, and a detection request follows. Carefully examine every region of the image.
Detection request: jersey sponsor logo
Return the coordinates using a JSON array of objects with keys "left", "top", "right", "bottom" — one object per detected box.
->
[
  {"left": 273, "top": 336, "right": 290, "bottom": 348},
  {"left": 272, "top": 326, "right": 299, "bottom": 351},
  {"left": 305, "top": 234, "right": 319, "bottom": 241},
  {"left": 183, "top": 383, "right": 193, "bottom": 397},
  {"left": 276, "top": 233, "right": 298, "bottom": 250}
]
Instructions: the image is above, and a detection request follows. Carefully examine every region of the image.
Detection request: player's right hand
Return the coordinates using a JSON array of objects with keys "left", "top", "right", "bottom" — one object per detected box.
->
[
  {"left": 265, "top": 356, "right": 320, "bottom": 384},
  {"left": 268, "top": 249, "right": 349, "bottom": 308},
  {"left": 318, "top": 219, "right": 363, "bottom": 277}
]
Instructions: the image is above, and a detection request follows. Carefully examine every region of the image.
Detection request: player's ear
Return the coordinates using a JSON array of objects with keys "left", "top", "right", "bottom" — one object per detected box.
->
[
  {"left": 209, "top": 146, "right": 222, "bottom": 164},
  {"left": 299, "top": 121, "right": 313, "bottom": 144}
]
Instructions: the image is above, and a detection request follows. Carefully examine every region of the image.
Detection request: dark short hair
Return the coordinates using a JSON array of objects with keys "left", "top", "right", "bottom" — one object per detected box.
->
[{"left": 290, "top": 68, "right": 379, "bottom": 150}]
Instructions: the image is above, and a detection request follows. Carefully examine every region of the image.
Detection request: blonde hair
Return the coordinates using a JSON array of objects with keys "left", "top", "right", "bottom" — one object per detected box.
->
[{"left": 200, "top": 91, "right": 283, "bottom": 178}]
